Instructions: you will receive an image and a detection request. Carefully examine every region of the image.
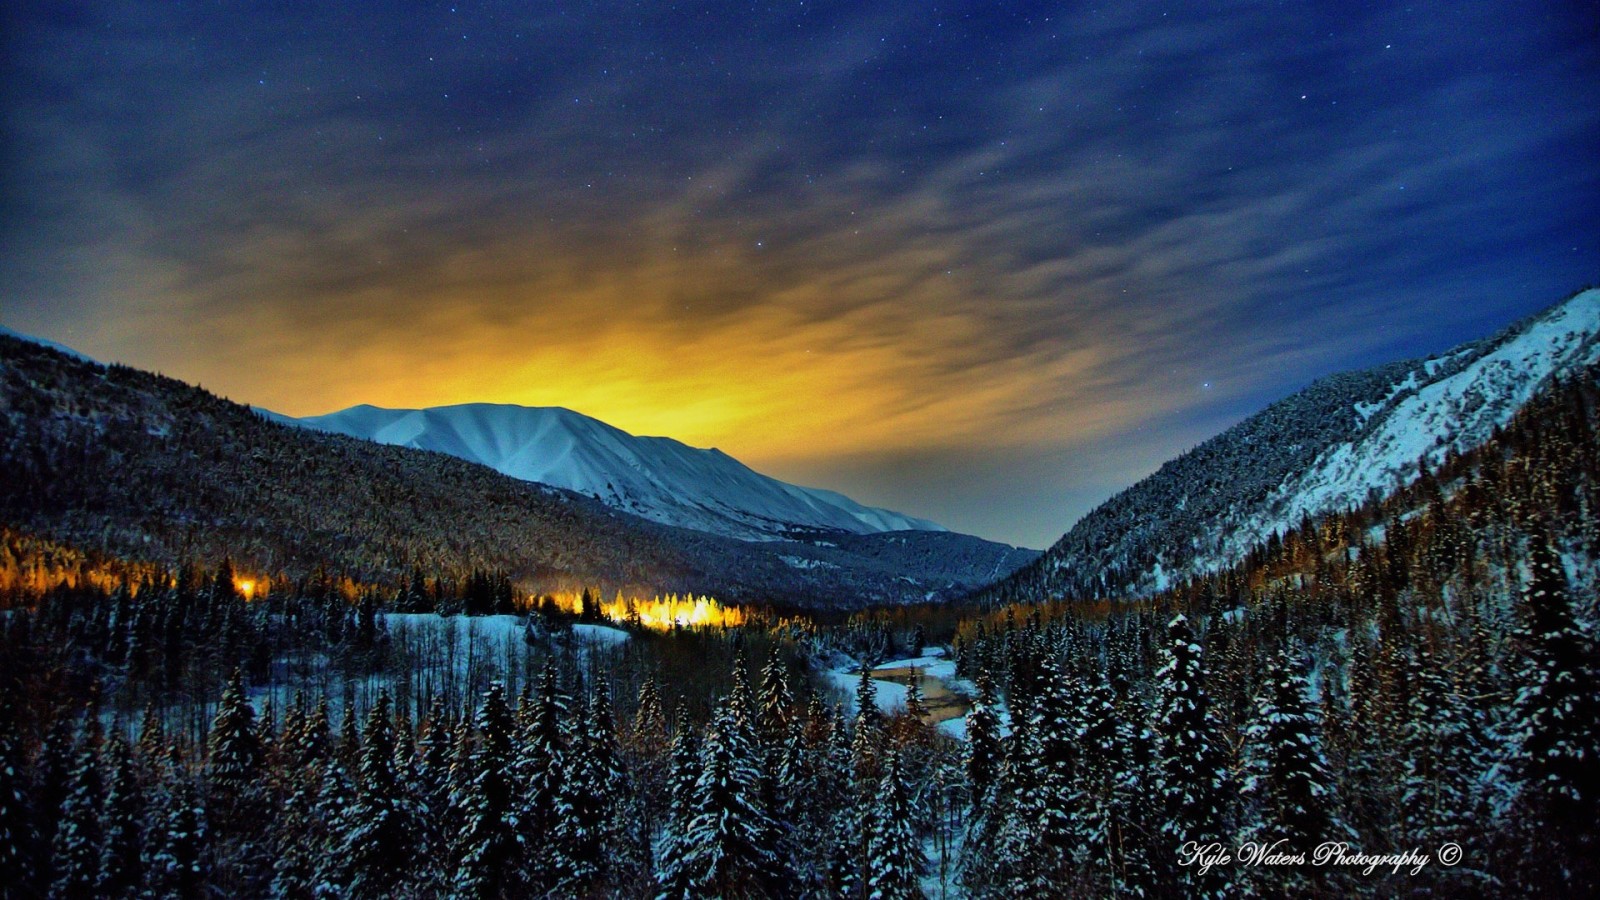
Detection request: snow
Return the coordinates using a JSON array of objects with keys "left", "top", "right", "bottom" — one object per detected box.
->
[
  {"left": 779, "top": 555, "right": 839, "bottom": 570},
  {"left": 384, "top": 612, "right": 526, "bottom": 655},
  {"left": 824, "top": 668, "right": 909, "bottom": 715},
  {"left": 936, "top": 717, "right": 968, "bottom": 741},
  {"left": 283, "top": 402, "right": 946, "bottom": 542},
  {"left": 1222, "top": 288, "right": 1600, "bottom": 567},
  {"left": 872, "top": 655, "right": 958, "bottom": 682},
  {"left": 0, "top": 324, "right": 97, "bottom": 362},
  {"left": 383, "top": 613, "right": 629, "bottom": 656},
  {"left": 571, "top": 623, "right": 632, "bottom": 645}
]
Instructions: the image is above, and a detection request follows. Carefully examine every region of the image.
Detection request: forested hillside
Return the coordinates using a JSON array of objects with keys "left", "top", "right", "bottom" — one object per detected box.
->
[
  {"left": 979, "top": 288, "right": 1600, "bottom": 606},
  {"left": 949, "top": 361, "right": 1600, "bottom": 895},
  {"left": 0, "top": 355, "right": 1595, "bottom": 897},
  {"left": 0, "top": 334, "right": 1032, "bottom": 609}
]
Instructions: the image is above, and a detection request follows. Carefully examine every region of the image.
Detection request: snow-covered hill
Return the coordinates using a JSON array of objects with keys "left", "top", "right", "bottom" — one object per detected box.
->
[
  {"left": 1228, "top": 288, "right": 1600, "bottom": 561},
  {"left": 283, "top": 403, "right": 945, "bottom": 542},
  {"left": 978, "top": 287, "right": 1600, "bottom": 604}
]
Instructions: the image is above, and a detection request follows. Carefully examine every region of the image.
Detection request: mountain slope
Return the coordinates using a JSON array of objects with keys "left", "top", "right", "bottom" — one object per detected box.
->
[
  {"left": 977, "top": 287, "right": 1600, "bottom": 605},
  {"left": 286, "top": 403, "right": 943, "bottom": 542},
  {"left": 0, "top": 334, "right": 1033, "bottom": 608}
]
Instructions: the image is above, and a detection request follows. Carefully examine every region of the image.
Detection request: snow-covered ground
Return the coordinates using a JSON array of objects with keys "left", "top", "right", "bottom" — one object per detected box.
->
[
  {"left": 384, "top": 612, "right": 631, "bottom": 653},
  {"left": 823, "top": 648, "right": 998, "bottom": 742}
]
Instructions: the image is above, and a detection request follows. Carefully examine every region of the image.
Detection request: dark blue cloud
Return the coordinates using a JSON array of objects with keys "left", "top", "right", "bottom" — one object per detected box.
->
[{"left": 1, "top": 0, "right": 1596, "bottom": 547}]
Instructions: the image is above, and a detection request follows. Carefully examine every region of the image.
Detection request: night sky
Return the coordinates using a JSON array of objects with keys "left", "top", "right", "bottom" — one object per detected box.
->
[{"left": 2, "top": 1, "right": 1596, "bottom": 548}]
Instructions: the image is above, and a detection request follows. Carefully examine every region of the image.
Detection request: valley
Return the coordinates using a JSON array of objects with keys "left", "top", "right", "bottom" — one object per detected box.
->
[{"left": 1, "top": 288, "right": 1597, "bottom": 897}]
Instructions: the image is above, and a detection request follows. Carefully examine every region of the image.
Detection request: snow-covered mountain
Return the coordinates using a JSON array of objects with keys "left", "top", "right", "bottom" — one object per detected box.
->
[
  {"left": 282, "top": 403, "right": 946, "bottom": 542},
  {"left": 977, "top": 287, "right": 1600, "bottom": 604},
  {"left": 0, "top": 325, "right": 94, "bottom": 362}
]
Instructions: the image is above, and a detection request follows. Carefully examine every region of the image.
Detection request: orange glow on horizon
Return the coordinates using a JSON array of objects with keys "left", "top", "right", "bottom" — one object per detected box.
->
[{"left": 81, "top": 233, "right": 1169, "bottom": 472}]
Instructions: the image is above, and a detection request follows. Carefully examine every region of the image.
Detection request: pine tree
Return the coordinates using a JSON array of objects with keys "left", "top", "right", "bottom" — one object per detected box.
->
[
  {"left": 964, "top": 675, "right": 1003, "bottom": 812},
  {"left": 865, "top": 748, "right": 925, "bottom": 900},
  {"left": 554, "top": 686, "right": 615, "bottom": 893},
  {"left": 1397, "top": 645, "right": 1490, "bottom": 884},
  {"left": 0, "top": 700, "right": 36, "bottom": 894},
  {"left": 334, "top": 690, "right": 421, "bottom": 898},
  {"left": 269, "top": 749, "right": 330, "bottom": 898},
  {"left": 452, "top": 682, "right": 523, "bottom": 899},
  {"left": 337, "top": 702, "right": 361, "bottom": 772},
  {"left": 1510, "top": 534, "right": 1600, "bottom": 888},
  {"left": 97, "top": 731, "right": 144, "bottom": 898},
  {"left": 1155, "top": 614, "right": 1227, "bottom": 897},
  {"left": 146, "top": 754, "right": 207, "bottom": 900},
  {"left": 51, "top": 714, "right": 106, "bottom": 900},
  {"left": 516, "top": 663, "right": 571, "bottom": 892},
  {"left": 1243, "top": 648, "right": 1343, "bottom": 866},
  {"left": 633, "top": 676, "right": 669, "bottom": 752},
  {"left": 416, "top": 698, "right": 455, "bottom": 857},
  {"left": 206, "top": 668, "right": 263, "bottom": 828},
  {"left": 655, "top": 708, "right": 702, "bottom": 897},
  {"left": 658, "top": 704, "right": 787, "bottom": 898},
  {"left": 759, "top": 647, "right": 795, "bottom": 742}
]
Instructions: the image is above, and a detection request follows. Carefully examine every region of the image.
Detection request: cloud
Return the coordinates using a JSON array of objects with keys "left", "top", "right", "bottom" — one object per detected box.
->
[{"left": 2, "top": 0, "right": 1596, "bottom": 546}]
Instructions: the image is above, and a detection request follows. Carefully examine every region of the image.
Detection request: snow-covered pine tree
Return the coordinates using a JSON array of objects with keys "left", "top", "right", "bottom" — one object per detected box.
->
[
  {"left": 759, "top": 647, "right": 795, "bottom": 743},
  {"left": 961, "top": 727, "right": 1037, "bottom": 896},
  {"left": 1510, "top": 534, "right": 1600, "bottom": 888},
  {"left": 269, "top": 736, "right": 332, "bottom": 898},
  {"left": 633, "top": 675, "right": 669, "bottom": 752},
  {"left": 337, "top": 702, "right": 361, "bottom": 773},
  {"left": 555, "top": 681, "right": 639, "bottom": 894},
  {"left": 654, "top": 706, "right": 702, "bottom": 898},
  {"left": 822, "top": 703, "right": 865, "bottom": 898},
  {"left": 1155, "top": 613, "right": 1227, "bottom": 897},
  {"left": 963, "top": 674, "right": 1002, "bottom": 812},
  {"left": 445, "top": 714, "right": 476, "bottom": 845},
  {"left": 205, "top": 668, "right": 264, "bottom": 830},
  {"left": 632, "top": 676, "right": 672, "bottom": 843},
  {"left": 51, "top": 713, "right": 106, "bottom": 899},
  {"left": 1242, "top": 646, "right": 1344, "bottom": 890},
  {"left": 903, "top": 672, "right": 928, "bottom": 724},
  {"left": 452, "top": 682, "right": 524, "bottom": 899},
  {"left": 0, "top": 699, "right": 36, "bottom": 894},
  {"left": 97, "top": 730, "right": 144, "bottom": 898},
  {"left": 146, "top": 751, "right": 207, "bottom": 900},
  {"left": 135, "top": 703, "right": 166, "bottom": 774},
  {"left": 334, "top": 690, "right": 421, "bottom": 898},
  {"left": 852, "top": 665, "right": 886, "bottom": 786},
  {"left": 416, "top": 698, "right": 454, "bottom": 856},
  {"left": 516, "top": 662, "right": 572, "bottom": 892},
  {"left": 865, "top": 748, "right": 925, "bottom": 900},
  {"left": 659, "top": 703, "right": 787, "bottom": 898},
  {"left": 1397, "top": 647, "right": 1477, "bottom": 849}
]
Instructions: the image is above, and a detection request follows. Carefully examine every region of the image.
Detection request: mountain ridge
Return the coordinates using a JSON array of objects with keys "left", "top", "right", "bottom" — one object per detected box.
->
[
  {"left": 281, "top": 401, "right": 946, "bottom": 543},
  {"left": 975, "top": 286, "right": 1600, "bottom": 605},
  {"left": 0, "top": 333, "right": 1035, "bottom": 608}
]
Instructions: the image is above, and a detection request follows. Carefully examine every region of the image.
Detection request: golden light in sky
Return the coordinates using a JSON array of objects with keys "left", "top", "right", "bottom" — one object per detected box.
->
[{"left": 5, "top": 1, "right": 1594, "bottom": 547}]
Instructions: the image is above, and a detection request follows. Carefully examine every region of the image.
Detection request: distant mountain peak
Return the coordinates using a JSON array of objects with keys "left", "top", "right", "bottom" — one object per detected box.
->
[{"left": 281, "top": 401, "right": 947, "bottom": 542}]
